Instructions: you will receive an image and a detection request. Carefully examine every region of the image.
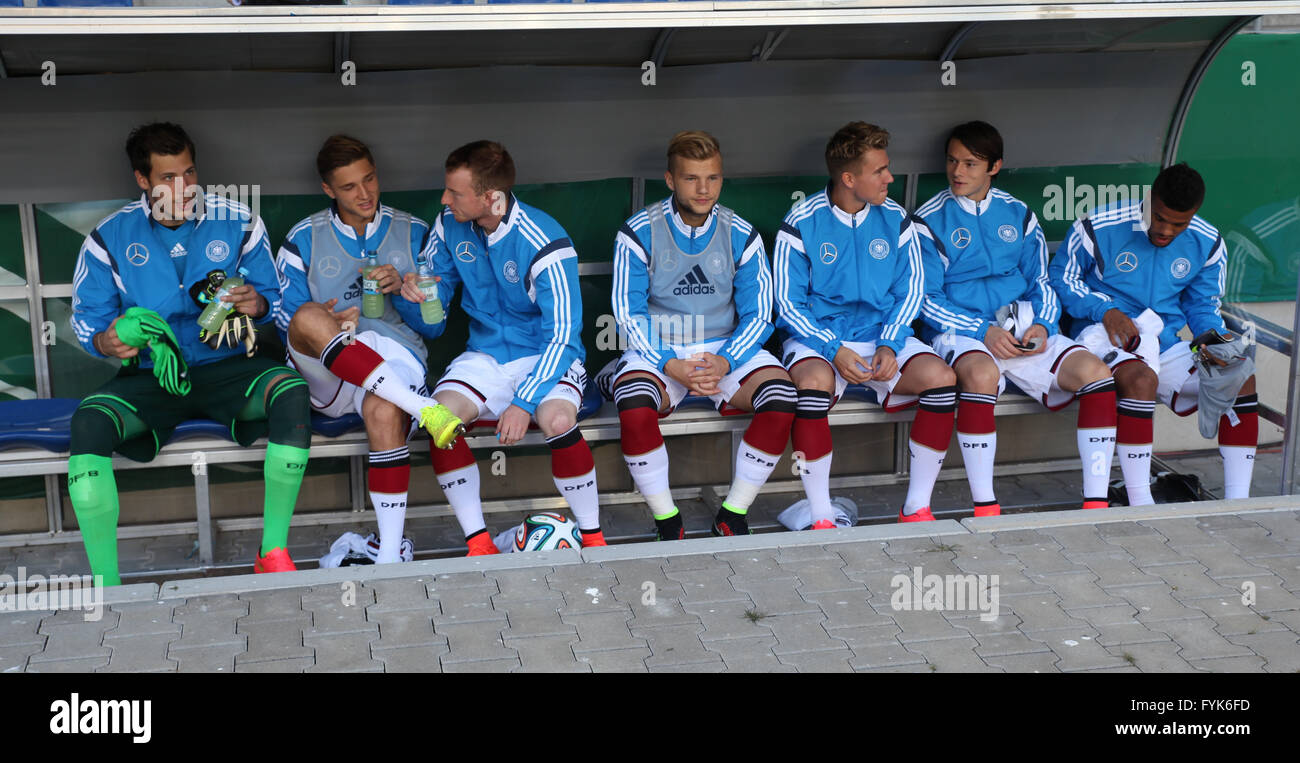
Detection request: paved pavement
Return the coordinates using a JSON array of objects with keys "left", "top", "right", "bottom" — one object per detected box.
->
[{"left": 2, "top": 495, "right": 1298, "bottom": 673}]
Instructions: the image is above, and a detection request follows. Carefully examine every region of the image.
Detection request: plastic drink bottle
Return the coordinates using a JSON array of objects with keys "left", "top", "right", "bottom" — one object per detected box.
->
[
  {"left": 418, "top": 273, "right": 444, "bottom": 324},
  {"left": 362, "top": 252, "right": 384, "bottom": 318},
  {"left": 197, "top": 267, "right": 248, "bottom": 332}
]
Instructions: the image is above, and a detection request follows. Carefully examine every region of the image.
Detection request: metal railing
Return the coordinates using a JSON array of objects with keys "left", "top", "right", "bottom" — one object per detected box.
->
[{"left": 1221, "top": 301, "right": 1299, "bottom": 495}]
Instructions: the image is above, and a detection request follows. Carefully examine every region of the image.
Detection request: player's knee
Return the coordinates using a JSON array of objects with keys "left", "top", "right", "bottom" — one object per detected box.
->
[
  {"left": 1114, "top": 362, "right": 1158, "bottom": 399},
  {"left": 613, "top": 377, "right": 662, "bottom": 412},
  {"left": 266, "top": 374, "right": 311, "bottom": 448},
  {"left": 262, "top": 372, "right": 304, "bottom": 408},
  {"left": 361, "top": 394, "right": 405, "bottom": 431},
  {"left": 791, "top": 363, "right": 835, "bottom": 394},
  {"left": 70, "top": 403, "right": 123, "bottom": 458},
  {"left": 433, "top": 390, "right": 478, "bottom": 424},
  {"left": 1077, "top": 355, "right": 1112, "bottom": 387},
  {"left": 915, "top": 358, "right": 957, "bottom": 389},
  {"left": 287, "top": 303, "right": 334, "bottom": 355},
  {"left": 957, "top": 357, "right": 1000, "bottom": 394},
  {"left": 538, "top": 409, "right": 576, "bottom": 438}
]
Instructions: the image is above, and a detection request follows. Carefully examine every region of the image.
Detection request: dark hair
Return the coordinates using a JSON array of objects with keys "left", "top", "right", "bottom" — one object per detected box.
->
[
  {"left": 125, "top": 122, "right": 196, "bottom": 177},
  {"left": 1152, "top": 163, "right": 1205, "bottom": 212},
  {"left": 445, "top": 140, "right": 516, "bottom": 195},
  {"left": 825, "top": 121, "right": 890, "bottom": 178},
  {"left": 317, "top": 135, "right": 375, "bottom": 183},
  {"left": 947, "top": 120, "right": 1003, "bottom": 173}
]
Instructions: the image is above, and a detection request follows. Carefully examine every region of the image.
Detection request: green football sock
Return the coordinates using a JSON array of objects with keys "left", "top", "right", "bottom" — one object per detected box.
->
[
  {"left": 721, "top": 501, "right": 748, "bottom": 516},
  {"left": 262, "top": 443, "right": 308, "bottom": 555},
  {"left": 67, "top": 454, "right": 122, "bottom": 586}
]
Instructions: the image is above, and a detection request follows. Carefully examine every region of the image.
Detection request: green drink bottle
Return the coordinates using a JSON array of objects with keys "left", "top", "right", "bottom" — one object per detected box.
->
[
  {"left": 197, "top": 267, "right": 248, "bottom": 332},
  {"left": 418, "top": 269, "right": 444, "bottom": 324},
  {"left": 418, "top": 278, "right": 443, "bottom": 323},
  {"left": 361, "top": 252, "right": 384, "bottom": 318}
]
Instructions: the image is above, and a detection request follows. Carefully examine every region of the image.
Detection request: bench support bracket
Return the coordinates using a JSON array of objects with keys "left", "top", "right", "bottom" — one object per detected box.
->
[{"left": 193, "top": 466, "right": 214, "bottom": 566}]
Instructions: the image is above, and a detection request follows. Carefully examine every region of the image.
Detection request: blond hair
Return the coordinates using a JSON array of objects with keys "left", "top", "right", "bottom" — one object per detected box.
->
[{"left": 667, "top": 130, "right": 722, "bottom": 172}]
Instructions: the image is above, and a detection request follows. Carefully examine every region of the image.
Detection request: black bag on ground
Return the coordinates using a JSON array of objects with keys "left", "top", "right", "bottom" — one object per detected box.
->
[{"left": 1107, "top": 471, "right": 1202, "bottom": 506}]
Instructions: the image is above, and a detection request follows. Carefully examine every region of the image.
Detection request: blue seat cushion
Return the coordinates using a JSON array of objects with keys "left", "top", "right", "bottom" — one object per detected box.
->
[
  {"left": 169, "top": 419, "right": 235, "bottom": 444},
  {"left": 578, "top": 378, "right": 603, "bottom": 421},
  {"left": 0, "top": 398, "right": 79, "bottom": 452},
  {"left": 311, "top": 412, "right": 365, "bottom": 438},
  {"left": 0, "top": 379, "right": 605, "bottom": 455},
  {"left": 840, "top": 384, "right": 882, "bottom": 404},
  {"left": 675, "top": 395, "right": 718, "bottom": 411}
]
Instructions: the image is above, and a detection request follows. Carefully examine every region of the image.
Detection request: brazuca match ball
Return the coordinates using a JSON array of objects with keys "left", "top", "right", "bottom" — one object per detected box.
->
[{"left": 514, "top": 512, "right": 582, "bottom": 552}]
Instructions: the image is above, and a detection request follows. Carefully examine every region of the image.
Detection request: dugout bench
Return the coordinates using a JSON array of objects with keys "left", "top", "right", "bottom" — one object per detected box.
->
[
  {"left": 1, "top": 237, "right": 1290, "bottom": 576},
  {"left": 0, "top": 294, "right": 1288, "bottom": 575},
  {"left": 0, "top": 377, "right": 1071, "bottom": 571}
]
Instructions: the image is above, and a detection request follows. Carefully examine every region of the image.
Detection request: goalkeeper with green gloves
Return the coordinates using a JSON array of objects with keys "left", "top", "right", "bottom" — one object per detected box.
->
[{"left": 69, "top": 123, "right": 312, "bottom": 584}]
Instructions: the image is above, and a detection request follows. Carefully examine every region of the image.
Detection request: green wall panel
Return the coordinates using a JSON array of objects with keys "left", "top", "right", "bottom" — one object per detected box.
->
[
  {"left": 0, "top": 302, "right": 36, "bottom": 402},
  {"left": 1177, "top": 33, "right": 1300, "bottom": 303}
]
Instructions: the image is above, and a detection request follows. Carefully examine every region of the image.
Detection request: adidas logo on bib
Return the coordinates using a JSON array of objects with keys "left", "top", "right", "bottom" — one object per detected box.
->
[{"left": 673, "top": 264, "right": 716, "bottom": 296}]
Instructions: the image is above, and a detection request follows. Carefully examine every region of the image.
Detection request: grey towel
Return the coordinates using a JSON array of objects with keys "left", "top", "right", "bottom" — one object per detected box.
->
[{"left": 1197, "top": 336, "right": 1256, "bottom": 438}]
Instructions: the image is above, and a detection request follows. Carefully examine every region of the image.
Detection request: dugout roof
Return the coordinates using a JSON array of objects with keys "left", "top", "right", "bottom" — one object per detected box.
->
[{"left": 0, "top": 3, "right": 1296, "bottom": 203}]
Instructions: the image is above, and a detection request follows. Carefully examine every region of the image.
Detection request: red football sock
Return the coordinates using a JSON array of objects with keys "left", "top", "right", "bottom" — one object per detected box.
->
[
  {"left": 912, "top": 394, "right": 957, "bottom": 451},
  {"left": 1117, "top": 410, "right": 1153, "bottom": 446},
  {"left": 549, "top": 426, "right": 600, "bottom": 531},
  {"left": 321, "top": 335, "right": 384, "bottom": 388},
  {"left": 1218, "top": 394, "right": 1258, "bottom": 447},
  {"left": 431, "top": 437, "right": 476, "bottom": 473},
  {"left": 550, "top": 428, "right": 595, "bottom": 478},
  {"left": 618, "top": 405, "right": 664, "bottom": 457},
  {"left": 744, "top": 410, "right": 795, "bottom": 455},
  {"left": 956, "top": 397, "right": 996, "bottom": 435},
  {"left": 368, "top": 461, "right": 410, "bottom": 494},
  {"left": 1077, "top": 386, "right": 1117, "bottom": 429}
]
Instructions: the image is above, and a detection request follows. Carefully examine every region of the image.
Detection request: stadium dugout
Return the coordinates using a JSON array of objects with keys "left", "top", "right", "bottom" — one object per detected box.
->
[{"left": 0, "top": 0, "right": 1296, "bottom": 576}]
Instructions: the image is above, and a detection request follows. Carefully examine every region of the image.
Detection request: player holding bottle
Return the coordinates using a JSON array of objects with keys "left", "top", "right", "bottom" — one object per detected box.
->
[{"left": 403, "top": 141, "right": 605, "bottom": 554}]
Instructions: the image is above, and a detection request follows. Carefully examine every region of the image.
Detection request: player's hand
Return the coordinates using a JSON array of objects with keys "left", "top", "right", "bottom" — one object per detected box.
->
[
  {"left": 1192, "top": 330, "right": 1234, "bottom": 367},
  {"left": 983, "top": 325, "right": 1023, "bottom": 360},
  {"left": 1102, "top": 308, "right": 1140, "bottom": 350},
  {"left": 400, "top": 272, "right": 423, "bottom": 303},
  {"left": 321, "top": 298, "right": 360, "bottom": 331},
  {"left": 220, "top": 283, "right": 269, "bottom": 319},
  {"left": 399, "top": 272, "right": 441, "bottom": 303},
  {"left": 363, "top": 263, "right": 403, "bottom": 295},
  {"left": 664, "top": 357, "right": 717, "bottom": 396},
  {"left": 687, "top": 352, "right": 728, "bottom": 391},
  {"left": 94, "top": 316, "right": 140, "bottom": 360},
  {"left": 496, "top": 404, "right": 531, "bottom": 446},
  {"left": 833, "top": 345, "right": 873, "bottom": 385},
  {"left": 869, "top": 346, "right": 897, "bottom": 381},
  {"left": 1021, "top": 324, "right": 1049, "bottom": 356}
]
